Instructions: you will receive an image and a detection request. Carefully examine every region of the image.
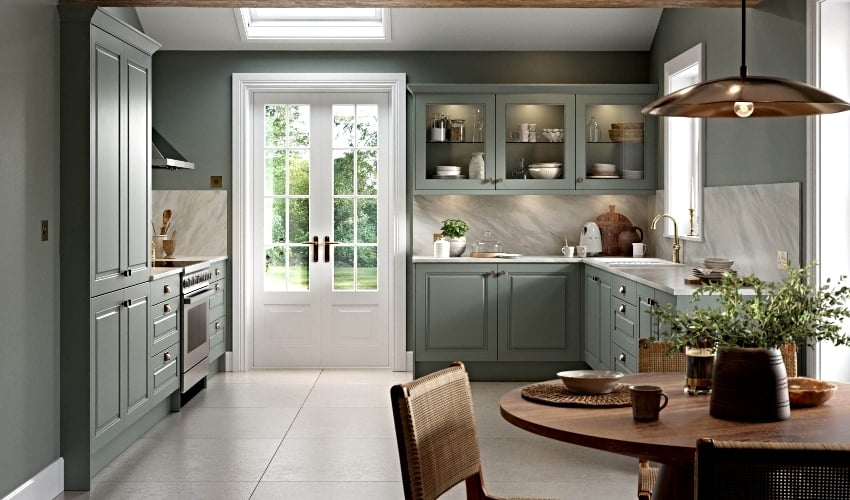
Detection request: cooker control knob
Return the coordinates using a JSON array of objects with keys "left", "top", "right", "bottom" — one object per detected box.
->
[{"left": 182, "top": 278, "right": 190, "bottom": 288}]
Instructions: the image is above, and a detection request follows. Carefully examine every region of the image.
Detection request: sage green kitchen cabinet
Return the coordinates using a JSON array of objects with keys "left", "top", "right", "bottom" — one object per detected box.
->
[
  {"left": 415, "top": 263, "right": 581, "bottom": 376},
  {"left": 91, "top": 282, "right": 151, "bottom": 453},
  {"left": 208, "top": 260, "right": 227, "bottom": 365},
  {"left": 149, "top": 273, "right": 180, "bottom": 409},
  {"left": 59, "top": 7, "right": 160, "bottom": 490},
  {"left": 583, "top": 268, "right": 612, "bottom": 370}
]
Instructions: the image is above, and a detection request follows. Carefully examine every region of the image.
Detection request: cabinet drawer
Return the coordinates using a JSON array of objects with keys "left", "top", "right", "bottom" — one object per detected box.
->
[
  {"left": 150, "top": 296, "right": 180, "bottom": 353},
  {"left": 149, "top": 343, "right": 179, "bottom": 407},
  {"left": 150, "top": 275, "right": 181, "bottom": 305},
  {"left": 209, "top": 319, "right": 226, "bottom": 362},
  {"left": 613, "top": 343, "right": 636, "bottom": 373},
  {"left": 208, "top": 278, "right": 226, "bottom": 320},
  {"left": 612, "top": 298, "right": 637, "bottom": 352},
  {"left": 612, "top": 277, "right": 637, "bottom": 305},
  {"left": 210, "top": 260, "right": 226, "bottom": 283}
]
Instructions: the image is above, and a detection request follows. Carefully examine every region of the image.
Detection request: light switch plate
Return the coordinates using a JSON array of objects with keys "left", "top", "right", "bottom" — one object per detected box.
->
[{"left": 210, "top": 176, "right": 223, "bottom": 188}]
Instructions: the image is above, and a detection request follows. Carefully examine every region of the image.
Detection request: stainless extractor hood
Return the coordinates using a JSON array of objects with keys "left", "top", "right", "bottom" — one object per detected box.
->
[{"left": 152, "top": 128, "right": 195, "bottom": 170}]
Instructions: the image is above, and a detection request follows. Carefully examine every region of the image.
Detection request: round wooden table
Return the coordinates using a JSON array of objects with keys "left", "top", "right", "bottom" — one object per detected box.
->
[{"left": 499, "top": 373, "right": 850, "bottom": 500}]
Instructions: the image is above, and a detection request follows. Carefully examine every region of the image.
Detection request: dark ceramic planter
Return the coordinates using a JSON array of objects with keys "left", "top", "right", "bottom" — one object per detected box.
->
[{"left": 709, "top": 347, "right": 791, "bottom": 422}]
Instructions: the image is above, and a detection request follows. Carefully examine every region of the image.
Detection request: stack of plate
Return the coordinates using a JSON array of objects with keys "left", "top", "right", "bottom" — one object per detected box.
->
[
  {"left": 433, "top": 165, "right": 466, "bottom": 179},
  {"left": 589, "top": 163, "right": 620, "bottom": 179},
  {"left": 609, "top": 122, "right": 644, "bottom": 143},
  {"left": 622, "top": 170, "right": 644, "bottom": 179},
  {"left": 692, "top": 258, "right": 736, "bottom": 282}
]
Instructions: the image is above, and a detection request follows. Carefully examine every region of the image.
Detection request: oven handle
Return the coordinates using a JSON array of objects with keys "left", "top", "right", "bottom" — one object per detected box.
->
[{"left": 183, "top": 289, "right": 216, "bottom": 304}]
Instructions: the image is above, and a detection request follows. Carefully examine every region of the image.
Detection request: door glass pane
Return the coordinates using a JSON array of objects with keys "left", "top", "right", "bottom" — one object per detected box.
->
[
  {"left": 333, "top": 105, "right": 355, "bottom": 148},
  {"left": 357, "top": 149, "right": 377, "bottom": 195},
  {"left": 333, "top": 198, "right": 354, "bottom": 243},
  {"left": 333, "top": 246, "right": 354, "bottom": 291},
  {"left": 358, "top": 198, "right": 377, "bottom": 243},
  {"left": 333, "top": 149, "right": 355, "bottom": 195},
  {"left": 357, "top": 246, "right": 378, "bottom": 290},
  {"left": 264, "top": 104, "right": 311, "bottom": 293},
  {"left": 357, "top": 105, "right": 378, "bottom": 147}
]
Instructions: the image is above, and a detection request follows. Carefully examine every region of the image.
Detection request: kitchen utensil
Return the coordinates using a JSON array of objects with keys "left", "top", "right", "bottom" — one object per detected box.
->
[
  {"left": 629, "top": 385, "right": 668, "bottom": 422},
  {"left": 562, "top": 246, "right": 575, "bottom": 257},
  {"left": 594, "top": 205, "right": 633, "bottom": 256},
  {"left": 632, "top": 243, "right": 646, "bottom": 258},
  {"left": 617, "top": 226, "right": 644, "bottom": 256},
  {"left": 161, "top": 209, "right": 172, "bottom": 235},
  {"left": 162, "top": 239, "right": 176, "bottom": 258},
  {"left": 575, "top": 245, "right": 588, "bottom": 258},
  {"left": 578, "top": 222, "right": 603, "bottom": 256}
]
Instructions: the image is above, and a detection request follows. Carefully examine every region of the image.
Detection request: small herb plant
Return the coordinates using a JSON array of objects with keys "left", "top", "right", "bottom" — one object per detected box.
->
[
  {"left": 650, "top": 261, "right": 850, "bottom": 351},
  {"left": 440, "top": 219, "right": 470, "bottom": 239}
]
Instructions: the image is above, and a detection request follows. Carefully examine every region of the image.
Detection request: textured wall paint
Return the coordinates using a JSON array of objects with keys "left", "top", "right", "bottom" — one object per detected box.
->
[{"left": 0, "top": 0, "right": 61, "bottom": 495}]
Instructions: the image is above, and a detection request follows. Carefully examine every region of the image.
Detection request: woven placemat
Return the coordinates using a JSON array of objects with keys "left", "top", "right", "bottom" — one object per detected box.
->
[{"left": 521, "top": 382, "right": 632, "bottom": 408}]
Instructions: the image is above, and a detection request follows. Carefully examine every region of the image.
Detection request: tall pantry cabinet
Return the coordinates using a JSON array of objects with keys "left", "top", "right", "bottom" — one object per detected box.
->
[{"left": 59, "top": 7, "right": 160, "bottom": 490}]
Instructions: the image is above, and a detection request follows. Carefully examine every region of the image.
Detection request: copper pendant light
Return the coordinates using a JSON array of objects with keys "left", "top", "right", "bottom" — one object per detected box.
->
[{"left": 642, "top": 0, "right": 850, "bottom": 118}]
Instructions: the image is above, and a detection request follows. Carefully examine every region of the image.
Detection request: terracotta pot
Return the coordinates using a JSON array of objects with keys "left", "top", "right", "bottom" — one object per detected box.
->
[
  {"left": 617, "top": 226, "right": 643, "bottom": 256},
  {"left": 709, "top": 347, "right": 790, "bottom": 422}
]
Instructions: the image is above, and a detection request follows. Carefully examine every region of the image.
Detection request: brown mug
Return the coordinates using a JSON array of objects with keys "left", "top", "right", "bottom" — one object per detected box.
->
[{"left": 629, "top": 385, "right": 668, "bottom": 422}]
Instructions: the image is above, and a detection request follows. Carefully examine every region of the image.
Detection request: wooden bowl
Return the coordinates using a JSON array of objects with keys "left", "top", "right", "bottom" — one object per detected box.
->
[
  {"left": 162, "top": 239, "right": 177, "bottom": 257},
  {"left": 787, "top": 377, "right": 837, "bottom": 407},
  {"left": 557, "top": 370, "right": 624, "bottom": 394}
]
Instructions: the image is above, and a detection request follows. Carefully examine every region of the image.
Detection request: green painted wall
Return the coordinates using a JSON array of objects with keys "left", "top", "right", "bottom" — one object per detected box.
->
[
  {"left": 0, "top": 0, "right": 61, "bottom": 495},
  {"left": 649, "top": 0, "right": 808, "bottom": 188}
]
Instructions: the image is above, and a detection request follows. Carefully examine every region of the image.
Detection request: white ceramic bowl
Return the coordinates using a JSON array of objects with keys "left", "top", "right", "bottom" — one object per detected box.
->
[
  {"left": 529, "top": 162, "right": 562, "bottom": 168},
  {"left": 592, "top": 163, "right": 617, "bottom": 173},
  {"left": 528, "top": 167, "right": 563, "bottom": 179},
  {"left": 557, "top": 370, "right": 624, "bottom": 394}
]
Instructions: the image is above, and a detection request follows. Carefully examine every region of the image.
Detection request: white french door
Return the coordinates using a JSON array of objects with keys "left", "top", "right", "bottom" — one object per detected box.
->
[{"left": 251, "top": 91, "right": 390, "bottom": 367}]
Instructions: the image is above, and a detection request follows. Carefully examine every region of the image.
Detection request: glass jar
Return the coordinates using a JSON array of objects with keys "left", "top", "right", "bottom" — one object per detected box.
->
[
  {"left": 474, "top": 231, "right": 503, "bottom": 254},
  {"left": 431, "top": 113, "right": 447, "bottom": 142},
  {"left": 450, "top": 119, "right": 466, "bottom": 142},
  {"left": 586, "top": 116, "right": 600, "bottom": 142}
]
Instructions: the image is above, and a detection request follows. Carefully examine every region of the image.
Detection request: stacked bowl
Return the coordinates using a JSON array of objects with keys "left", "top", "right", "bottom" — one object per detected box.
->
[
  {"left": 433, "top": 165, "right": 465, "bottom": 179},
  {"left": 589, "top": 163, "right": 619, "bottom": 178},
  {"left": 528, "top": 162, "right": 563, "bottom": 179}
]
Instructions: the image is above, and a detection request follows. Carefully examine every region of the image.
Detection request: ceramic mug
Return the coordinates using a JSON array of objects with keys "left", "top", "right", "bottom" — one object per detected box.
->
[
  {"left": 633, "top": 242, "right": 646, "bottom": 258},
  {"left": 575, "top": 245, "right": 588, "bottom": 258},
  {"left": 629, "top": 385, "right": 669, "bottom": 422},
  {"left": 561, "top": 246, "right": 575, "bottom": 257}
]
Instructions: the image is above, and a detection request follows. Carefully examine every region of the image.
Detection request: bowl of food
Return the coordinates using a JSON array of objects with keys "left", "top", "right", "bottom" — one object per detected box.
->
[
  {"left": 787, "top": 377, "right": 837, "bottom": 407},
  {"left": 557, "top": 370, "right": 624, "bottom": 394}
]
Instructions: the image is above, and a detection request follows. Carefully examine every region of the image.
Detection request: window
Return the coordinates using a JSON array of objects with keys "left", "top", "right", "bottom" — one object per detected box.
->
[
  {"left": 663, "top": 43, "right": 704, "bottom": 240},
  {"left": 237, "top": 8, "right": 390, "bottom": 40}
]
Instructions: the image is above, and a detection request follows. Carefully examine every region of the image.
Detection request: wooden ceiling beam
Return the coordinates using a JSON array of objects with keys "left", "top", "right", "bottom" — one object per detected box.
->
[{"left": 57, "top": 0, "right": 763, "bottom": 8}]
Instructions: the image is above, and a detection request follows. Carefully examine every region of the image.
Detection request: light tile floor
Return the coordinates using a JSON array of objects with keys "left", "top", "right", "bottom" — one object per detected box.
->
[{"left": 59, "top": 369, "right": 635, "bottom": 499}]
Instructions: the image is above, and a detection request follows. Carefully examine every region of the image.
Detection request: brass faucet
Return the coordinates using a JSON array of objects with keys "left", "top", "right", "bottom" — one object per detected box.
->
[{"left": 650, "top": 213, "right": 681, "bottom": 263}]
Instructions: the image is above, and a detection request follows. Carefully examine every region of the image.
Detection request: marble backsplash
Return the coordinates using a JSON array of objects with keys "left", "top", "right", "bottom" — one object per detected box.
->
[
  {"left": 152, "top": 190, "right": 228, "bottom": 257},
  {"left": 649, "top": 182, "right": 801, "bottom": 283},
  {"left": 412, "top": 194, "right": 650, "bottom": 256}
]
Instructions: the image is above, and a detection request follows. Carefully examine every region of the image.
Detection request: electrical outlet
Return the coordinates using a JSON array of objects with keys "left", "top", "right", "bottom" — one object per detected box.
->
[
  {"left": 777, "top": 250, "right": 789, "bottom": 269},
  {"left": 41, "top": 220, "right": 48, "bottom": 241}
]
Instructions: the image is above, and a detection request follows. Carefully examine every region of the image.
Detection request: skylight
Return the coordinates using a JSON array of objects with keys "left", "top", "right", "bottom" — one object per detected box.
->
[{"left": 237, "top": 8, "right": 390, "bottom": 40}]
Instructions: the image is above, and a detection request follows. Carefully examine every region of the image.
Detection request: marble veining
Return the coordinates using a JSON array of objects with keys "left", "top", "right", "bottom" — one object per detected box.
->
[
  {"left": 649, "top": 183, "right": 800, "bottom": 282},
  {"left": 413, "top": 195, "right": 650, "bottom": 256},
  {"left": 152, "top": 190, "right": 228, "bottom": 257}
]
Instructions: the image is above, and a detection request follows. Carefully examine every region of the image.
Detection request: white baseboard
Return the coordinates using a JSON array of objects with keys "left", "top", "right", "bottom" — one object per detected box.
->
[
  {"left": 2, "top": 458, "right": 63, "bottom": 500},
  {"left": 406, "top": 351, "right": 413, "bottom": 372},
  {"left": 225, "top": 351, "right": 233, "bottom": 371}
]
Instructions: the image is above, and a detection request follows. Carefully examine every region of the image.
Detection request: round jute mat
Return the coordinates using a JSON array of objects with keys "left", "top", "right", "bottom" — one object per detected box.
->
[{"left": 521, "top": 382, "right": 632, "bottom": 408}]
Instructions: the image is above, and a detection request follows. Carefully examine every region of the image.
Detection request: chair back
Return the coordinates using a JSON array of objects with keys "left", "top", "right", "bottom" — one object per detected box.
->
[
  {"left": 695, "top": 438, "right": 850, "bottom": 499},
  {"left": 391, "top": 362, "right": 483, "bottom": 500},
  {"left": 638, "top": 339, "right": 685, "bottom": 373}
]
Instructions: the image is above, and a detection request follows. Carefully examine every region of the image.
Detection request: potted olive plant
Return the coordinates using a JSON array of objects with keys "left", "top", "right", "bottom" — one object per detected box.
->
[
  {"left": 651, "top": 261, "right": 850, "bottom": 422},
  {"left": 440, "top": 219, "right": 470, "bottom": 257}
]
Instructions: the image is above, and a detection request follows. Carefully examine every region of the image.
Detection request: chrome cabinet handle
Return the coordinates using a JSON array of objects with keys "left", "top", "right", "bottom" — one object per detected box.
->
[
  {"left": 618, "top": 304, "right": 626, "bottom": 314},
  {"left": 215, "top": 322, "right": 222, "bottom": 330},
  {"left": 214, "top": 268, "right": 221, "bottom": 276},
  {"left": 619, "top": 352, "right": 627, "bottom": 362},
  {"left": 123, "top": 269, "right": 133, "bottom": 277},
  {"left": 164, "top": 352, "right": 172, "bottom": 362},
  {"left": 488, "top": 270, "right": 497, "bottom": 277},
  {"left": 495, "top": 177, "right": 504, "bottom": 183},
  {"left": 122, "top": 299, "right": 132, "bottom": 308},
  {"left": 164, "top": 303, "right": 172, "bottom": 313},
  {"left": 164, "top": 284, "right": 172, "bottom": 293},
  {"left": 215, "top": 283, "right": 221, "bottom": 291},
  {"left": 577, "top": 177, "right": 584, "bottom": 183},
  {"left": 486, "top": 177, "right": 495, "bottom": 184},
  {"left": 619, "top": 285, "right": 627, "bottom": 294}
]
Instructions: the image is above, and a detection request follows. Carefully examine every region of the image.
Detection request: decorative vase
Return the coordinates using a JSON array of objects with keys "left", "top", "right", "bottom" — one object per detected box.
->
[
  {"left": 445, "top": 236, "right": 467, "bottom": 257},
  {"left": 685, "top": 346, "right": 714, "bottom": 395},
  {"left": 709, "top": 347, "right": 790, "bottom": 422},
  {"left": 468, "top": 152, "right": 485, "bottom": 180}
]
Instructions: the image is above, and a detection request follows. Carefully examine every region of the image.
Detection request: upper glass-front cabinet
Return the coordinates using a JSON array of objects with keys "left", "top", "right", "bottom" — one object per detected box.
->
[{"left": 575, "top": 94, "right": 657, "bottom": 191}]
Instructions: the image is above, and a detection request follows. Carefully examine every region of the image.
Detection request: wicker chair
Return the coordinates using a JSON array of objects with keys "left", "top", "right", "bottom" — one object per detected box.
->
[
  {"left": 390, "top": 362, "right": 551, "bottom": 500},
  {"left": 695, "top": 438, "right": 850, "bottom": 499},
  {"left": 636, "top": 340, "right": 685, "bottom": 500}
]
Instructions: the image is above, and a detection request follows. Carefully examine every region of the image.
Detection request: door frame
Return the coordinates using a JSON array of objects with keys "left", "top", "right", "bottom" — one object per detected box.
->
[{"left": 232, "top": 72, "right": 407, "bottom": 372}]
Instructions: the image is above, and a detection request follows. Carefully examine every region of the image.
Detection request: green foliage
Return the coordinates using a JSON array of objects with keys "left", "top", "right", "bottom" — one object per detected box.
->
[
  {"left": 440, "top": 219, "right": 470, "bottom": 238},
  {"left": 650, "top": 261, "right": 850, "bottom": 350}
]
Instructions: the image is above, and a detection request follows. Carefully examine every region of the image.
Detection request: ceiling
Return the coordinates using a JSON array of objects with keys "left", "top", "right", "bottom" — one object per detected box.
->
[{"left": 135, "top": 8, "right": 666, "bottom": 51}]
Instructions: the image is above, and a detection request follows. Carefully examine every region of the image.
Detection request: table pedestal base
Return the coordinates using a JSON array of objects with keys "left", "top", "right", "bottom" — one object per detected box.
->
[{"left": 653, "top": 464, "right": 694, "bottom": 500}]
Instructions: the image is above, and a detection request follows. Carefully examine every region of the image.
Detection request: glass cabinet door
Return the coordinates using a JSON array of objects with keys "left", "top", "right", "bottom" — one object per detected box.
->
[
  {"left": 496, "top": 94, "right": 576, "bottom": 190},
  {"left": 575, "top": 94, "right": 657, "bottom": 191},
  {"left": 414, "top": 94, "right": 496, "bottom": 191}
]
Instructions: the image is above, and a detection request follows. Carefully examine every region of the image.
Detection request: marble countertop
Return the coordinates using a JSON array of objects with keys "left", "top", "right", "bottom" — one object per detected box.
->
[
  {"left": 150, "top": 255, "right": 228, "bottom": 281},
  {"left": 412, "top": 255, "right": 707, "bottom": 296}
]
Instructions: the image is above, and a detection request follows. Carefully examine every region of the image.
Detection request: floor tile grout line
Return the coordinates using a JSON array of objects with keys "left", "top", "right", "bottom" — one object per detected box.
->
[{"left": 248, "top": 368, "right": 324, "bottom": 499}]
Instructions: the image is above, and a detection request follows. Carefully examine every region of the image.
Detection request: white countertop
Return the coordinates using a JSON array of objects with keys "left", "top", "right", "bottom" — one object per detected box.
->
[
  {"left": 150, "top": 255, "right": 228, "bottom": 281},
  {"left": 412, "top": 255, "right": 708, "bottom": 296}
]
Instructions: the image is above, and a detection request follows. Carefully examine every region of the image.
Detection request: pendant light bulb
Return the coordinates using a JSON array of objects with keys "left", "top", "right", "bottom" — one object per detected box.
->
[{"left": 734, "top": 101, "right": 755, "bottom": 118}]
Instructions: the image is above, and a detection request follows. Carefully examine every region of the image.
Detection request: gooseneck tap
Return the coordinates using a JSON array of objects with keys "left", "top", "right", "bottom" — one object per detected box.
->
[{"left": 650, "top": 213, "right": 681, "bottom": 263}]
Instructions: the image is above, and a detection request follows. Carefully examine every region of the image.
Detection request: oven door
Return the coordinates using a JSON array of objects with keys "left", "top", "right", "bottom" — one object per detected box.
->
[{"left": 182, "top": 288, "right": 214, "bottom": 373}]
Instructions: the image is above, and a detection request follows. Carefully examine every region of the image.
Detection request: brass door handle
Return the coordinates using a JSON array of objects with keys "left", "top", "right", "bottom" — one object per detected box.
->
[
  {"left": 496, "top": 270, "right": 507, "bottom": 277},
  {"left": 324, "top": 236, "right": 339, "bottom": 263},
  {"left": 300, "top": 236, "right": 320, "bottom": 263}
]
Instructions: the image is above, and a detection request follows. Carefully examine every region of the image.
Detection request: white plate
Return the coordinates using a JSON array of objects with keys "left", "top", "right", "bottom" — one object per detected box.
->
[
  {"left": 432, "top": 174, "right": 468, "bottom": 179},
  {"left": 529, "top": 162, "right": 562, "bottom": 168},
  {"left": 587, "top": 174, "right": 621, "bottom": 179},
  {"left": 499, "top": 253, "right": 522, "bottom": 259}
]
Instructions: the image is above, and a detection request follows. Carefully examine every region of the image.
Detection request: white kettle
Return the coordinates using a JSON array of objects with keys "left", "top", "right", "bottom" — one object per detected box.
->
[{"left": 579, "top": 222, "right": 603, "bottom": 256}]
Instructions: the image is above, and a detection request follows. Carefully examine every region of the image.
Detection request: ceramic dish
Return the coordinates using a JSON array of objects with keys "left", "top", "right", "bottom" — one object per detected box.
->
[
  {"left": 528, "top": 167, "right": 563, "bottom": 180},
  {"left": 529, "top": 162, "right": 562, "bottom": 168},
  {"left": 470, "top": 252, "right": 503, "bottom": 258},
  {"left": 557, "top": 370, "right": 624, "bottom": 394},
  {"left": 499, "top": 253, "right": 522, "bottom": 259},
  {"left": 788, "top": 377, "right": 838, "bottom": 407}
]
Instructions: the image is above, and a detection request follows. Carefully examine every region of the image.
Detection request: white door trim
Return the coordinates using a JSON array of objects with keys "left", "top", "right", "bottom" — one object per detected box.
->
[{"left": 231, "top": 72, "right": 407, "bottom": 372}]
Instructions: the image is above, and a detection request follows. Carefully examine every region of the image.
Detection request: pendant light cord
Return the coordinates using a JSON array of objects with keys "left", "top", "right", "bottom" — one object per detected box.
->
[{"left": 740, "top": 0, "right": 747, "bottom": 79}]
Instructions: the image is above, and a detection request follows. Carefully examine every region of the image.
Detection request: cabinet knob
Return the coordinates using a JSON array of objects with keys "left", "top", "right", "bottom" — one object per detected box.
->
[
  {"left": 486, "top": 177, "right": 495, "bottom": 184},
  {"left": 164, "top": 303, "right": 172, "bottom": 313},
  {"left": 495, "top": 177, "right": 504, "bottom": 183},
  {"left": 647, "top": 298, "right": 657, "bottom": 306},
  {"left": 122, "top": 299, "right": 132, "bottom": 308},
  {"left": 215, "top": 322, "right": 222, "bottom": 330},
  {"left": 164, "top": 284, "right": 172, "bottom": 293},
  {"left": 577, "top": 177, "right": 584, "bottom": 183},
  {"left": 488, "top": 270, "right": 497, "bottom": 277},
  {"left": 496, "top": 270, "right": 507, "bottom": 277},
  {"left": 618, "top": 304, "right": 626, "bottom": 314},
  {"left": 619, "top": 285, "right": 627, "bottom": 294},
  {"left": 215, "top": 283, "right": 221, "bottom": 291},
  {"left": 619, "top": 352, "right": 627, "bottom": 362},
  {"left": 123, "top": 269, "right": 133, "bottom": 277},
  {"left": 215, "top": 268, "right": 221, "bottom": 276},
  {"left": 164, "top": 352, "right": 172, "bottom": 362}
]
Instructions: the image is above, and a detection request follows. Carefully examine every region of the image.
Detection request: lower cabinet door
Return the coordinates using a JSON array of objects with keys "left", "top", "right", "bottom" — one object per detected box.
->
[
  {"left": 209, "top": 317, "right": 226, "bottom": 362},
  {"left": 150, "top": 343, "right": 180, "bottom": 407},
  {"left": 497, "top": 263, "right": 582, "bottom": 362},
  {"left": 415, "top": 264, "right": 498, "bottom": 362}
]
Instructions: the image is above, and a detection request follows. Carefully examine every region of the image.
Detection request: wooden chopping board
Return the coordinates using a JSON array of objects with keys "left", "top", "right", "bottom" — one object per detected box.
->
[{"left": 595, "top": 205, "right": 633, "bottom": 256}]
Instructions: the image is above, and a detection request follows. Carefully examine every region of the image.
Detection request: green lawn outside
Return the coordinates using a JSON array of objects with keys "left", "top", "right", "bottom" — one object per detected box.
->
[{"left": 265, "top": 265, "right": 377, "bottom": 291}]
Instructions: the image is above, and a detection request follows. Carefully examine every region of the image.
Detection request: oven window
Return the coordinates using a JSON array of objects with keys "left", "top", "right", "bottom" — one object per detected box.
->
[{"left": 186, "top": 301, "right": 208, "bottom": 354}]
